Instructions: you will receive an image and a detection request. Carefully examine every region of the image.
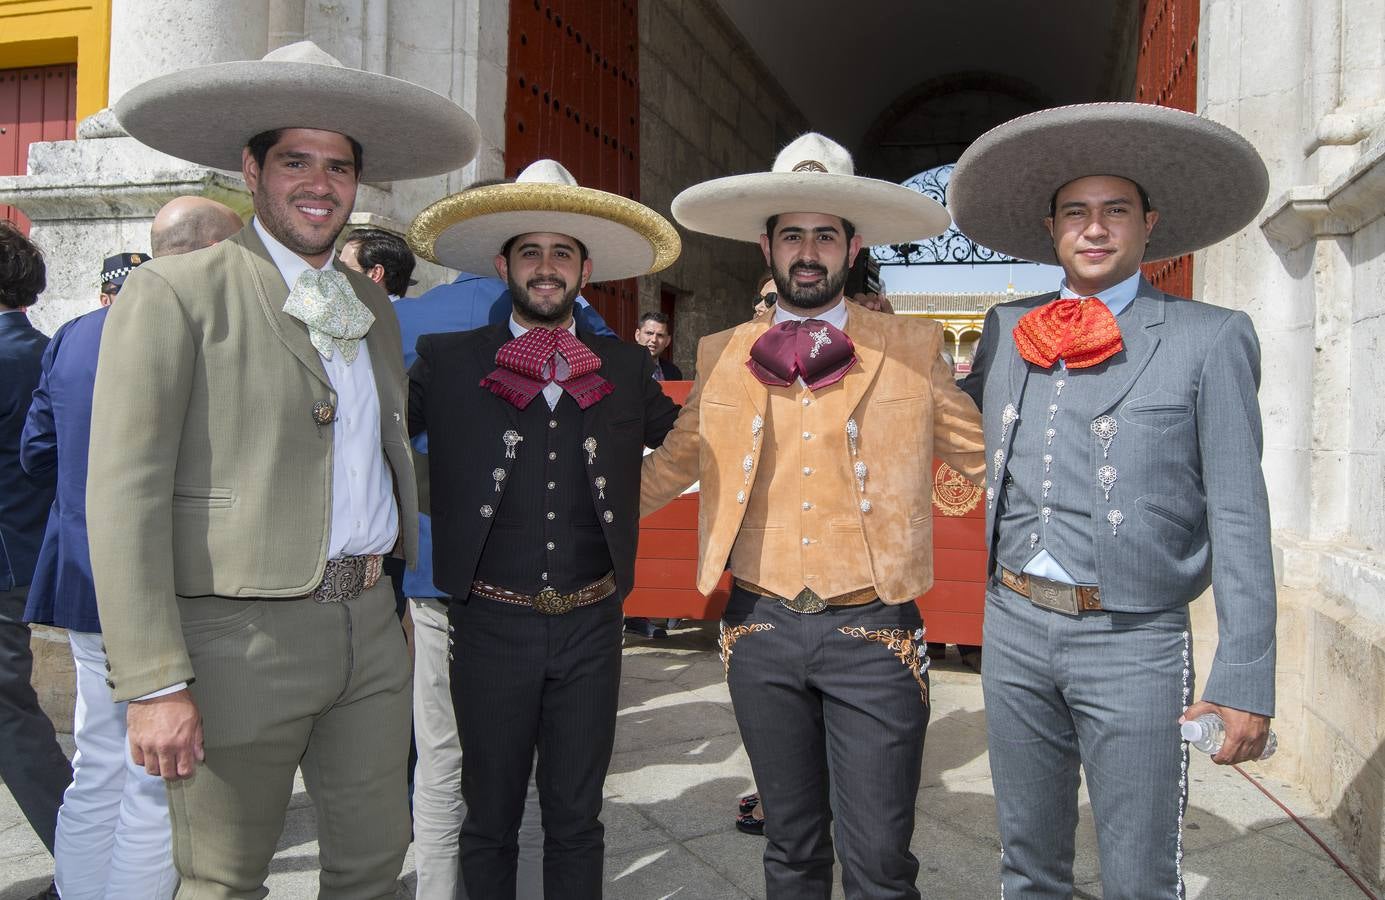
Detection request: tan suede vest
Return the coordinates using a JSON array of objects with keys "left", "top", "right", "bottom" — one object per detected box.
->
[{"left": 729, "top": 379, "right": 874, "bottom": 600}]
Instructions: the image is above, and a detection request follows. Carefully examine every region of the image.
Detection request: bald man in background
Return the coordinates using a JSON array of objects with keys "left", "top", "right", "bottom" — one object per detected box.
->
[{"left": 149, "top": 196, "right": 243, "bottom": 258}]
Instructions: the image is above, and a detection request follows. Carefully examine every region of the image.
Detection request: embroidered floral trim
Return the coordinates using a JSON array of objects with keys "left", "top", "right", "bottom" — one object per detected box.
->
[
  {"left": 837, "top": 625, "right": 930, "bottom": 704},
  {"left": 718, "top": 621, "right": 774, "bottom": 676}
]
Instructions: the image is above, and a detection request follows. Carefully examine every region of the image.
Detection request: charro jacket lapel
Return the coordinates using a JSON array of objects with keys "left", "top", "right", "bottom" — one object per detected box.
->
[
  {"left": 234, "top": 225, "right": 331, "bottom": 389},
  {"left": 736, "top": 318, "right": 772, "bottom": 419},
  {"left": 1093, "top": 278, "right": 1165, "bottom": 413},
  {"left": 841, "top": 309, "right": 885, "bottom": 419}
]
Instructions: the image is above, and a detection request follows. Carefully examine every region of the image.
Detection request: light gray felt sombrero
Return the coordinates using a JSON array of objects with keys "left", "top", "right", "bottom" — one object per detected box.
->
[
  {"left": 408, "top": 159, "right": 682, "bottom": 283},
  {"left": 947, "top": 102, "right": 1269, "bottom": 264},
  {"left": 114, "top": 41, "right": 479, "bottom": 182},
  {"left": 671, "top": 132, "right": 951, "bottom": 245}
]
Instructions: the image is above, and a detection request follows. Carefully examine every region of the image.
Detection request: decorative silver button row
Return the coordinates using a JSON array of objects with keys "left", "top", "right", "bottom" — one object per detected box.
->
[
  {"left": 1043, "top": 453, "right": 1053, "bottom": 475},
  {"left": 846, "top": 418, "right": 859, "bottom": 456},
  {"left": 492, "top": 468, "right": 506, "bottom": 492},
  {"left": 1048, "top": 403, "right": 1059, "bottom": 423},
  {"left": 854, "top": 460, "right": 868, "bottom": 493},
  {"left": 583, "top": 437, "right": 597, "bottom": 464},
  {"left": 739, "top": 418, "right": 763, "bottom": 505},
  {"left": 503, "top": 430, "right": 523, "bottom": 458},
  {"left": 595, "top": 476, "right": 606, "bottom": 499},
  {"left": 480, "top": 504, "right": 493, "bottom": 518},
  {"left": 1107, "top": 509, "right": 1124, "bottom": 535},
  {"left": 1055, "top": 378, "right": 1066, "bottom": 398}
]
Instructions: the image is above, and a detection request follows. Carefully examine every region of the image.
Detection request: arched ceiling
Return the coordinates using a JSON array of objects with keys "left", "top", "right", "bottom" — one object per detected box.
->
[{"left": 712, "top": 0, "right": 1140, "bottom": 181}]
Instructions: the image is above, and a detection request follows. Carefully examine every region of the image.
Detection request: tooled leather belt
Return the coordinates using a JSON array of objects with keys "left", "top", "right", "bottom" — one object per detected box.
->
[
  {"left": 997, "top": 565, "right": 1103, "bottom": 615},
  {"left": 471, "top": 572, "right": 617, "bottom": 616},
  {"left": 732, "top": 578, "right": 878, "bottom": 614}
]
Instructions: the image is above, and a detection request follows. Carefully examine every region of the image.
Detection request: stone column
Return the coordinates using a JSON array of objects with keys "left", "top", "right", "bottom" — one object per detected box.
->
[{"left": 108, "top": 0, "right": 270, "bottom": 107}]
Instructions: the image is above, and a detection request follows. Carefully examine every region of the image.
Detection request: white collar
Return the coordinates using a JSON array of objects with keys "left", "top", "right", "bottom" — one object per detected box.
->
[
  {"left": 509, "top": 315, "right": 578, "bottom": 339},
  {"left": 253, "top": 216, "right": 335, "bottom": 288},
  {"left": 772, "top": 297, "right": 849, "bottom": 330},
  {"left": 1058, "top": 271, "right": 1142, "bottom": 316}
]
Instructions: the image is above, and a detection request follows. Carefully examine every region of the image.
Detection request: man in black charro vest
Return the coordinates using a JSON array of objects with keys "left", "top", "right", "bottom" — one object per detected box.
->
[{"left": 405, "top": 159, "right": 682, "bottom": 899}]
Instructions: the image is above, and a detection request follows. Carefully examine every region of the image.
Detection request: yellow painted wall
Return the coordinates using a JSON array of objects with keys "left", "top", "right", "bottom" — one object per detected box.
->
[{"left": 0, "top": 0, "right": 112, "bottom": 119}]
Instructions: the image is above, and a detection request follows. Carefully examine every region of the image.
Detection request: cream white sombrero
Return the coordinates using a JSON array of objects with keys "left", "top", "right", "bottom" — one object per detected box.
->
[
  {"left": 671, "top": 132, "right": 950, "bottom": 245},
  {"left": 408, "top": 159, "right": 682, "bottom": 283},
  {"left": 114, "top": 41, "right": 479, "bottom": 182},
  {"left": 947, "top": 102, "right": 1269, "bottom": 264}
]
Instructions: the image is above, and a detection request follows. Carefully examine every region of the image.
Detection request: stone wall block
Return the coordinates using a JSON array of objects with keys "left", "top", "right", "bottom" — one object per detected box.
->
[{"left": 30, "top": 626, "right": 74, "bottom": 733}]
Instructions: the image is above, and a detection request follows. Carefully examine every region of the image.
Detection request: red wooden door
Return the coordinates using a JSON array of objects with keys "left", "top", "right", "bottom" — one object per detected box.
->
[
  {"left": 0, "top": 64, "right": 78, "bottom": 233},
  {"left": 505, "top": 0, "right": 642, "bottom": 336},
  {"left": 1135, "top": 0, "right": 1199, "bottom": 297}
]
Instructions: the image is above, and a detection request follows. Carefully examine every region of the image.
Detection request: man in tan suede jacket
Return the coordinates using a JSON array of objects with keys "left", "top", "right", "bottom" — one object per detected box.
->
[{"left": 641, "top": 133, "right": 984, "bottom": 900}]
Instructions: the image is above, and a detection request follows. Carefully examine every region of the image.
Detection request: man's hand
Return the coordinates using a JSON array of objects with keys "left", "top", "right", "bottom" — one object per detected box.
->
[
  {"left": 848, "top": 292, "right": 895, "bottom": 314},
  {"left": 128, "top": 689, "right": 205, "bottom": 780},
  {"left": 1180, "top": 700, "right": 1270, "bottom": 765}
]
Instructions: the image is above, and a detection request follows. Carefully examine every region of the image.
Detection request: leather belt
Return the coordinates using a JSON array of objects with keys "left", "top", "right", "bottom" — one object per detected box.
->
[
  {"left": 471, "top": 572, "right": 616, "bottom": 616},
  {"left": 309, "top": 554, "right": 384, "bottom": 604},
  {"left": 998, "top": 565, "right": 1102, "bottom": 615},
  {"left": 733, "top": 578, "right": 878, "bottom": 614}
]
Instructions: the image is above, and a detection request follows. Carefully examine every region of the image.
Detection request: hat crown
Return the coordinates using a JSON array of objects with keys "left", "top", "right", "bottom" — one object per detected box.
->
[
  {"left": 263, "top": 40, "right": 343, "bottom": 68},
  {"left": 516, "top": 159, "right": 579, "bottom": 187},
  {"left": 771, "top": 133, "right": 855, "bottom": 176}
]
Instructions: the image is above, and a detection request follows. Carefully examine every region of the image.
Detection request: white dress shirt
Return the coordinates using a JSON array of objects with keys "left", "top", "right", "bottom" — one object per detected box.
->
[{"left": 255, "top": 217, "right": 399, "bottom": 559}]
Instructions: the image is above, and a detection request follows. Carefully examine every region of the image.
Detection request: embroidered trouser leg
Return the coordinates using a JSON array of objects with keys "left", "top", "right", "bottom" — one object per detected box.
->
[
  {"left": 55, "top": 630, "right": 176, "bottom": 900},
  {"left": 452, "top": 593, "right": 622, "bottom": 900},
  {"left": 0, "top": 584, "right": 71, "bottom": 856},
  {"left": 982, "top": 581, "right": 1191, "bottom": 899},
  {"left": 166, "top": 579, "right": 412, "bottom": 899},
  {"left": 721, "top": 587, "right": 929, "bottom": 900}
]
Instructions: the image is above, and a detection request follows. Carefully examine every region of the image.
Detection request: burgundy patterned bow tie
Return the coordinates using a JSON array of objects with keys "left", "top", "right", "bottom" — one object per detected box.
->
[
  {"left": 481, "top": 326, "right": 612, "bottom": 410},
  {"left": 746, "top": 318, "right": 857, "bottom": 390}
]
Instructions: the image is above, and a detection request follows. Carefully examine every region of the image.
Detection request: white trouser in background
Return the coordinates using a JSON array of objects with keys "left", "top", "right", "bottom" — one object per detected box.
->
[{"left": 55, "top": 629, "right": 177, "bottom": 899}]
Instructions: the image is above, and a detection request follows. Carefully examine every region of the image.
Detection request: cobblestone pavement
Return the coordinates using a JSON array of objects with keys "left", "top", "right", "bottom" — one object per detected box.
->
[{"left": 1, "top": 622, "right": 1366, "bottom": 898}]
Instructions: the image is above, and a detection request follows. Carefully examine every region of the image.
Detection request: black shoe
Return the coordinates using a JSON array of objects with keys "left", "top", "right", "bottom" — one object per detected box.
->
[
  {"left": 738, "top": 792, "right": 760, "bottom": 815},
  {"left": 623, "top": 617, "right": 667, "bottom": 639},
  {"left": 27, "top": 881, "right": 59, "bottom": 900},
  {"left": 735, "top": 811, "right": 765, "bottom": 836}
]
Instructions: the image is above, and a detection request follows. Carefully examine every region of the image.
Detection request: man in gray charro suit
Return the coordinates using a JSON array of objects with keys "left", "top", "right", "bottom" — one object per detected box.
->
[{"left": 951, "top": 103, "right": 1276, "bottom": 898}]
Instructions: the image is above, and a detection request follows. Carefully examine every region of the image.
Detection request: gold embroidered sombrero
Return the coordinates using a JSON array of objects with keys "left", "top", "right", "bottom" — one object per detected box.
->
[
  {"left": 947, "top": 102, "right": 1269, "bottom": 264},
  {"left": 114, "top": 41, "right": 479, "bottom": 182},
  {"left": 670, "top": 132, "right": 950, "bottom": 245},
  {"left": 408, "top": 159, "right": 681, "bottom": 282}
]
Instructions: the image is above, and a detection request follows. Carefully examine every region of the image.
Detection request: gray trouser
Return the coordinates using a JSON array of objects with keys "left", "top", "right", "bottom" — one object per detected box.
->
[
  {"left": 982, "top": 581, "right": 1191, "bottom": 899},
  {"left": 721, "top": 587, "right": 930, "bottom": 900},
  {"left": 0, "top": 584, "right": 73, "bottom": 855}
]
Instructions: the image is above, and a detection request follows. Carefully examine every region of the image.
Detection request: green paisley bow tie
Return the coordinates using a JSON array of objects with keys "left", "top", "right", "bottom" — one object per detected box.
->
[{"left": 283, "top": 268, "right": 375, "bottom": 364}]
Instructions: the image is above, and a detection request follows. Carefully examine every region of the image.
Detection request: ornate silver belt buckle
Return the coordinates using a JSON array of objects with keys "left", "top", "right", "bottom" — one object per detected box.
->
[
  {"left": 1027, "top": 576, "right": 1080, "bottom": 616},
  {"left": 781, "top": 588, "right": 827, "bottom": 615},
  {"left": 532, "top": 586, "right": 575, "bottom": 615}
]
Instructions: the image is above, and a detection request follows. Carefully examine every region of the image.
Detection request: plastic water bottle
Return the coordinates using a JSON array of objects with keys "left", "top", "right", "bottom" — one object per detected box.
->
[{"left": 1180, "top": 713, "right": 1277, "bottom": 760}]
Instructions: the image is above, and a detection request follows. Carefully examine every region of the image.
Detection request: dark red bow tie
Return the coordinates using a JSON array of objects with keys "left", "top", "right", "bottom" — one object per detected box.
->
[
  {"left": 481, "top": 327, "right": 612, "bottom": 410},
  {"left": 746, "top": 319, "right": 857, "bottom": 390}
]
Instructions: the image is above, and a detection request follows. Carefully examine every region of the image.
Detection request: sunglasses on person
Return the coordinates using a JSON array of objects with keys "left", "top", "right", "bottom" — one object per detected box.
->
[{"left": 755, "top": 292, "right": 777, "bottom": 311}]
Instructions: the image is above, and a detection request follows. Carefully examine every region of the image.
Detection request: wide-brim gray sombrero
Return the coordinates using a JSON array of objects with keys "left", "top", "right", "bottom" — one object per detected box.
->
[
  {"left": 671, "top": 132, "right": 950, "bottom": 245},
  {"left": 114, "top": 41, "right": 479, "bottom": 182},
  {"left": 948, "top": 102, "right": 1269, "bottom": 264},
  {"left": 408, "top": 159, "right": 682, "bottom": 283}
]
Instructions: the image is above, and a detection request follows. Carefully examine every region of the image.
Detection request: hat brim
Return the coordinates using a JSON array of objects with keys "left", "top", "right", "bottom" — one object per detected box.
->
[
  {"left": 408, "top": 183, "right": 682, "bottom": 283},
  {"left": 670, "top": 172, "right": 950, "bottom": 245},
  {"left": 947, "top": 103, "right": 1269, "bottom": 264},
  {"left": 114, "top": 61, "right": 479, "bottom": 182}
]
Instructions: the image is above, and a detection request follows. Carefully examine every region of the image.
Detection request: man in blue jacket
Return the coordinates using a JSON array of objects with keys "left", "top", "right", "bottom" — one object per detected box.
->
[{"left": 0, "top": 221, "right": 72, "bottom": 900}]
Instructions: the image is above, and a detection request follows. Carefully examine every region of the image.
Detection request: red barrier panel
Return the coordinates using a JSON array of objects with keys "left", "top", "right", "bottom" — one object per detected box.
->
[{"left": 625, "top": 381, "right": 989, "bottom": 644}]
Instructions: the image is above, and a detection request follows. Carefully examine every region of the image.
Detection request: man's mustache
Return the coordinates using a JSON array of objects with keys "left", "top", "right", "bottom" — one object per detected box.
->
[{"left": 790, "top": 263, "right": 828, "bottom": 276}]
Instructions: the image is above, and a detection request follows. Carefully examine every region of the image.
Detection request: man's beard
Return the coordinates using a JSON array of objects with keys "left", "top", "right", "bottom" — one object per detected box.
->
[
  {"left": 772, "top": 259, "right": 849, "bottom": 311},
  {"left": 254, "top": 190, "right": 346, "bottom": 258},
  {"left": 508, "top": 272, "right": 580, "bottom": 327}
]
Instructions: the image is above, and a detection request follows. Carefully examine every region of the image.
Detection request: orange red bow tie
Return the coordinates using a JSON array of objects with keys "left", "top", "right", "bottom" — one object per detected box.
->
[{"left": 1013, "top": 297, "right": 1123, "bottom": 369}]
